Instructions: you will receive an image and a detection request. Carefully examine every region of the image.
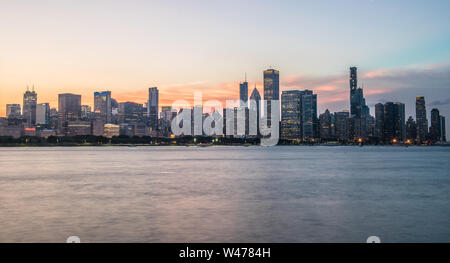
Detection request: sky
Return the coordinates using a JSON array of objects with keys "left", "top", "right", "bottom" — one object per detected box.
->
[{"left": 1, "top": 0, "right": 450, "bottom": 133}]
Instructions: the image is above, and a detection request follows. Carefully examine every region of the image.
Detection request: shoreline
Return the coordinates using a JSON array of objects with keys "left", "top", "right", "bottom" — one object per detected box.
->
[{"left": 0, "top": 143, "right": 448, "bottom": 147}]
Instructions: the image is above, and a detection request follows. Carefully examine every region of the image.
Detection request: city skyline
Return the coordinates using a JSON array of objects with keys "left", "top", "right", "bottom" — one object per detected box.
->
[
  {"left": 2, "top": 64, "right": 449, "bottom": 136},
  {"left": 0, "top": 66, "right": 447, "bottom": 144}
]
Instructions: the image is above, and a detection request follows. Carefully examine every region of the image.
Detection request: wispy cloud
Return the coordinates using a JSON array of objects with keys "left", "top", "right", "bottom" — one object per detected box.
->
[{"left": 430, "top": 98, "right": 450, "bottom": 106}]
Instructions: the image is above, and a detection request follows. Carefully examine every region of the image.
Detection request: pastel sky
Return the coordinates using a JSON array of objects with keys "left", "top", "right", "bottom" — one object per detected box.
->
[{"left": 1, "top": 0, "right": 450, "bottom": 132}]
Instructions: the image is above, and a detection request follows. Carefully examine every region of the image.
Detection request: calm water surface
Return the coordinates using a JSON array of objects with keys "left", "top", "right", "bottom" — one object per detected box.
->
[{"left": 0, "top": 146, "right": 449, "bottom": 242}]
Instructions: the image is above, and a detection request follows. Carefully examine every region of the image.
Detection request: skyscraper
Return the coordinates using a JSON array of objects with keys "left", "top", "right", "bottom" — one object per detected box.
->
[
  {"left": 6, "top": 104, "right": 21, "bottom": 119},
  {"left": 281, "top": 90, "right": 302, "bottom": 139},
  {"left": 36, "top": 103, "right": 50, "bottom": 127},
  {"left": 378, "top": 102, "right": 406, "bottom": 142},
  {"left": 383, "top": 102, "right": 396, "bottom": 142},
  {"left": 394, "top": 102, "right": 406, "bottom": 142},
  {"left": 350, "top": 67, "right": 358, "bottom": 116},
  {"left": 23, "top": 87, "right": 37, "bottom": 125},
  {"left": 94, "top": 91, "right": 112, "bottom": 123},
  {"left": 440, "top": 116, "right": 446, "bottom": 142},
  {"left": 301, "top": 90, "right": 318, "bottom": 139},
  {"left": 416, "top": 96, "right": 428, "bottom": 143},
  {"left": 119, "top": 102, "right": 146, "bottom": 124},
  {"left": 375, "top": 103, "right": 384, "bottom": 139},
  {"left": 239, "top": 78, "right": 248, "bottom": 108},
  {"left": 319, "top": 109, "right": 333, "bottom": 140},
  {"left": 334, "top": 111, "right": 350, "bottom": 142},
  {"left": 148, "top": 87, "right": 159, "bottom": 131},
  {"left": 58, "top": 93, "right": 81, "bottom": 135},
  {"left": 263, "top": 69, "right": 279, "bottom": 127},
  {"left": 250, "top": 86, "right": 261, "bottom": 136},
  {"left": 406, "top": 116, "right": 417, "bottom": 142},
  {"left": 430, "top": 108, "right": 441, "bottom": 143},
  {"left": 349, "top": 67, "right": 370, "bottom": 140}
]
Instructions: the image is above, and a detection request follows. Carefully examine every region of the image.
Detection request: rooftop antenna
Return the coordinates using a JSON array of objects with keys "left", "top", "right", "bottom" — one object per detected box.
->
[{"left": 245, "top": 72, "right": 247, "bottom": 83}]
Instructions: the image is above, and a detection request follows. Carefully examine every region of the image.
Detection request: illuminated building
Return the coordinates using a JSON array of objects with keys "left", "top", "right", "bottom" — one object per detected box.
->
[
  {"left": 281, "top": 90, "right": 301, "bottom": 139},
  {"left": 81, "top": 105, "right": 92, "bottom": 120},
  {"left": 148, "top": 87, "right": 159, "bottom": 131},
  {"left": 406, "top": 116, "right": 417, "bottom": 142},
  {"left": 334, "top": 111, "right": 350, "bottom": 142},
  {"left": 94, "top": 91, "right": 112, "bottom": 123},
  {"left": 319, "top": 109, "right": 333, "bottom": 140},
  {"left": 23, "top": 127, "right": 37, "bottom": 137},
  {"left": 103, "top": 124, "right": 120, "bottom": 138},
  {"left": 415, "top": 96, "right": 428, "bottom": 143},
  {"left": 263, "top": 69, "right": 279, "bottom": 127},
  {"left": 23, "top": 87, "right": 37, "bottom": 125},
  {"left": 379, "top": 102, "right": 406, "bottom": 143},
  {"left": 66, "top": 121, "right": 92, "bottom": 136},
  {"left": 301, "top": 90, "right": 318, "bottom": 139},
  {"left": 58, "top": 93, "right": 82, "bottom": 135},
  {"left": 349, "top": 67, "right": 370, "bottom": 139}
]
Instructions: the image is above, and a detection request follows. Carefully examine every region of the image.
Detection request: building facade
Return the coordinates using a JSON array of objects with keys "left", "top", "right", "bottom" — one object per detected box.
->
[
  {"left": 94, "top": 91, "right": 112, "bottom": 123},
  {"left": 23, "top": 88, "right": 37, "bottom": 125},
  {"left": 148, "top": 87, "right": 159, "bottom": 131},
  {"left": 416, "top": 96, "right": 428, "bottom": 143},
  {"left": 281, "top": 90, "right": 302, "bottom": 139},
  {"left": 263, "top": 69, "right": 279, "bottom": 127},
  {"left": 6, "top": 104, "right": 21, "bottom": 119},
  {"left": 58, "top": 93, "right": 82, "bottom": 135}
]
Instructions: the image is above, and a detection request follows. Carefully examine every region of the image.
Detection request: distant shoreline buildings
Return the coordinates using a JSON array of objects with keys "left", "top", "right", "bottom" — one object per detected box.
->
[{"left": 0, "top": 67, "right": 447, "bottom": 145}]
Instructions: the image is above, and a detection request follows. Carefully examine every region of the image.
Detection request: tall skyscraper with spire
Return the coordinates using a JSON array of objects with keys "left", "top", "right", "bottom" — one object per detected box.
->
[
  {"left": 23, "top": 86, "right": 37, "bottom": 125},
  {"left": 239, "top": 74, "right": 248, "bottom": 108},
  {"left": 250, "top": 85, "right": 261, "bottom": 135},
  {"left": 263, "top": 68, "right": 279, "bottom": 127},
  {"left": 348, "top": 67, "right": 370, "bottom": 139}
]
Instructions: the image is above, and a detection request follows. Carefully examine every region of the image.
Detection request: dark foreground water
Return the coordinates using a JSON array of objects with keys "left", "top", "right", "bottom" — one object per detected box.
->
[{"left": 0, "top": 146, "right": 449, "bottom": 243}]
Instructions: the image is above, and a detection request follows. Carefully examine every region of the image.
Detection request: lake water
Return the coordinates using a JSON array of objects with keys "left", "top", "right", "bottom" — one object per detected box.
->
[{"left": 0, "top": 146, "right": 449, "bottom": 243}]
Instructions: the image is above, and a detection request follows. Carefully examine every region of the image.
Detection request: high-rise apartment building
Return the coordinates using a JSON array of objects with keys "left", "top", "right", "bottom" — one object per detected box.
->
[
  {"left": 6, "top": 104, "right": 21, "bottom": 119},
  {"left": 36, "top": 103, "right": 50, "bottom": 126},
  {"left": 281, "top": 90, "right": 302, "bottom": 139},
  {"left": 416, "top": 96, "right": 428, "bottom": 143},
  {"left": 334, "top": 111, "right": 350, "bottom": 142},
  {"left": 58, "top": 93, "right": 81, "bottom": 135},
  {"left": 94, "top": 91, "right": 112, "bottom": 123},
  {"left": 263, "top": 69, "right": 279, "bottom": 127},
  {"left": 319, "top": 109, "right": 333, "bottom": 140},
  {"left": 23, "top": 88, "right": 37, "bottom": 125},
  {"left": 148, "top": 87, "right": 159, "bottom": 131}
]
